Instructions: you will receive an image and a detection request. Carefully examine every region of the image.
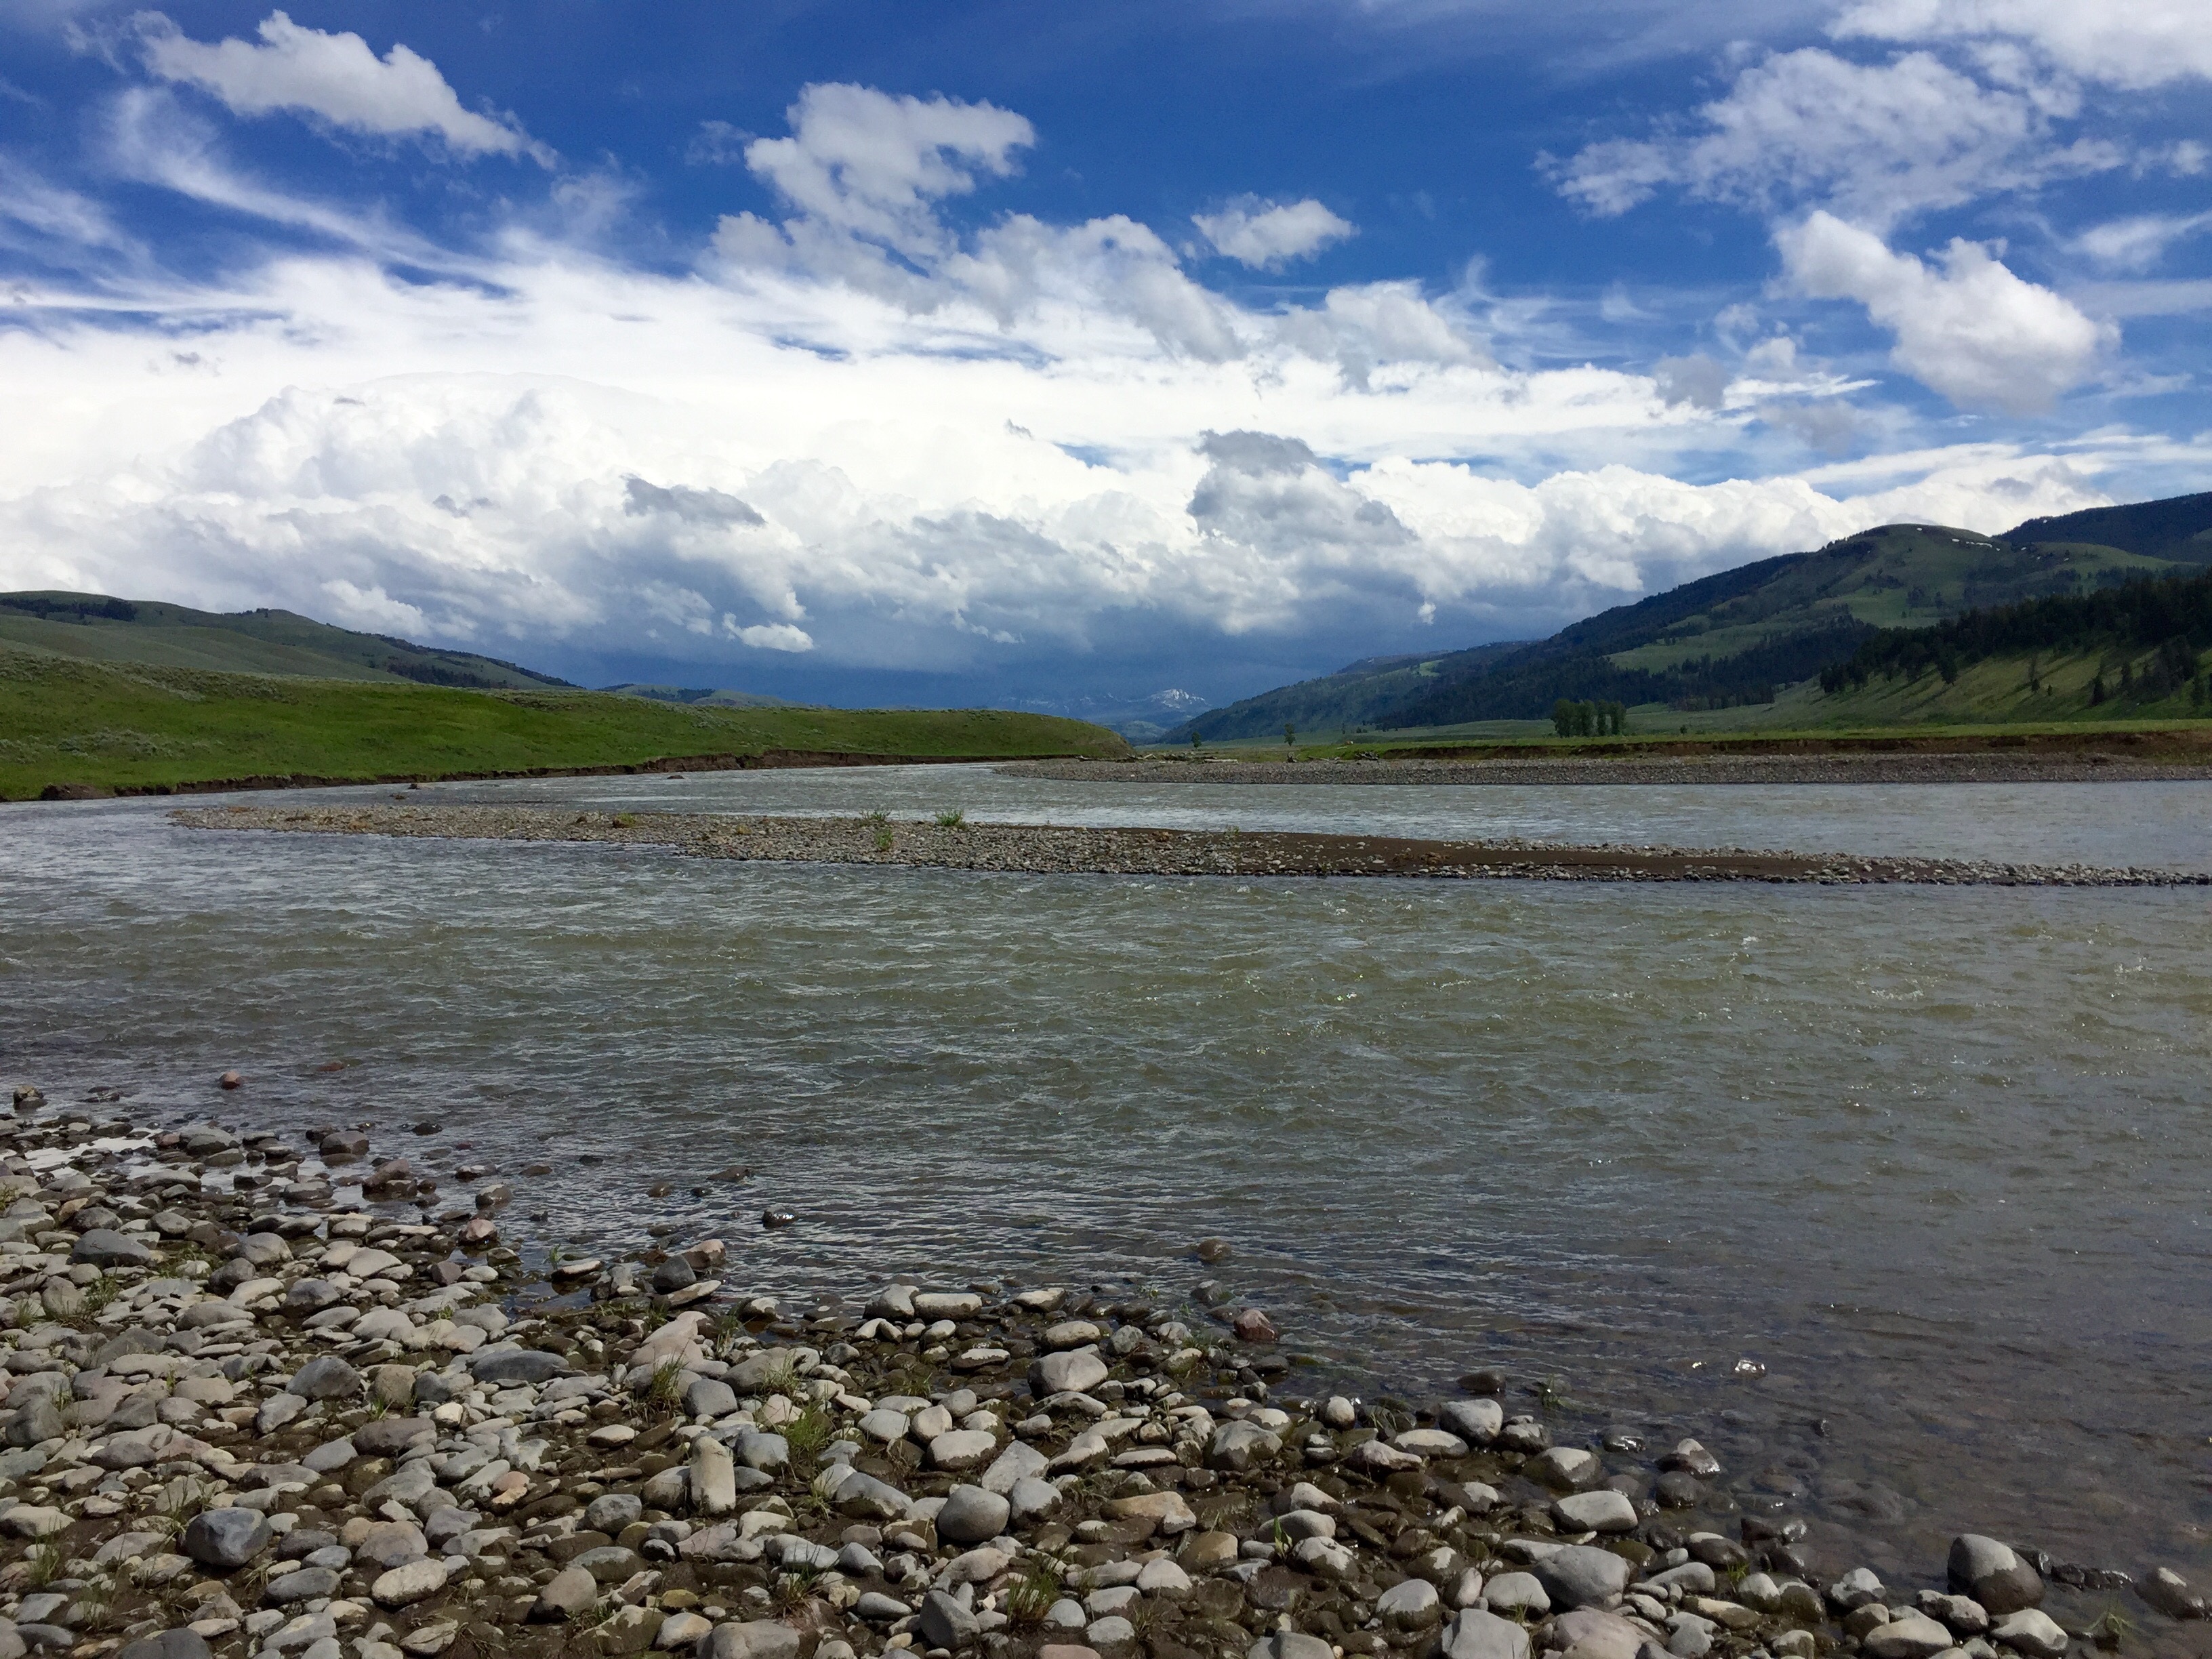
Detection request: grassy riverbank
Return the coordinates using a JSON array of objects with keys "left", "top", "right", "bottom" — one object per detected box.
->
[
  {"left": 1169, "top": 709, "right": 2212, "bottom": 765},
  {"left": 0, "top": 647, "right": 1128, "bottom": 800}
]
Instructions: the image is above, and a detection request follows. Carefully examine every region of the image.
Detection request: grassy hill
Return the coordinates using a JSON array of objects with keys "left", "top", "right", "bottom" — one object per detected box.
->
[
  {"left": 0, "top": 591, "right": 575, "bottom": 689},
  {"left": 605, "top": 683, "right": 792, "bottom": 709},
  {"left": 1174, "top": 493, "right": 2212, "bottom": 743},
  {"left": 0, "top": 648, "right": 1127, "bottom": 800}
]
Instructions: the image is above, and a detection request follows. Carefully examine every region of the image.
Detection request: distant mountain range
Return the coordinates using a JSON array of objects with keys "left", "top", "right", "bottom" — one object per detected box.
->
[
  {"left": 1029, "top": 687, "right": 1209, "bottom": 741},
  {"left": 0, "top": 592, "right": 574, "bottom": 691},
  {"left": 1171, "top": 491, "right": 2212, "bottom": 741}
]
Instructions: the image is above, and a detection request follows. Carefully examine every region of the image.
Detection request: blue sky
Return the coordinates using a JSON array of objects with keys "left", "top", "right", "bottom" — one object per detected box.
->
[{"left": 1, "top": 1, "right": 2208, "bottom": 712}]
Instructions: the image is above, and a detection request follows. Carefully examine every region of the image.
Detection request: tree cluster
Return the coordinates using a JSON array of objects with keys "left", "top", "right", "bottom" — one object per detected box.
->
[
  {"left": 1820, "top": 569, "right": 2212, "bottom": 696},
  {"left": 1553, "top": 699, "right": 1626, "bottom": 737}
]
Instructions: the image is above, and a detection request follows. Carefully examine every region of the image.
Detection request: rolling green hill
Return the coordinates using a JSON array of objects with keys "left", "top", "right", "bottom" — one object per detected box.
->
[
  {"left": 0, "top": 591, "right": 575, "bottom": 689},
  {"left": 605, "top": 683, "right": 792, "bottom": 710},
  {"left": 0, "top": 646, "right": 1127, "bottom": 802},
  {"left": 1174, "top": 491, "right": 2212, "bottom": 742}
]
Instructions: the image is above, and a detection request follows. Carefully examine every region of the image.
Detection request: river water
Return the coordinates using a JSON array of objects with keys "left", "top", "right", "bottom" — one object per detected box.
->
[{"left": 3, "top": 767, "right": 2209, "bottom": 1614}]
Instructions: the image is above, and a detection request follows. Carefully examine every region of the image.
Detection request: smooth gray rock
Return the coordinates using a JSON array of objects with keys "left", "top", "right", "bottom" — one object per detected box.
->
[
  {"left": 354, "top": 1522, "right": 428, "bottom": 1571},
  {"left": 854, "top": 1594, "right": 910, "bottom": 1623},
  {"left": 1032, "top": 1349, "right": 1110, "bottom": 1397},
  {"left": 1948, "top": 1536, "right": 2042, "bottom": 1616},
  {"left": 2142, "top": 1568, "right": 2209, "bottom": 1620},
  {"left": 685, "top": 1380, "right": 739, "bottom": 1420},
  {"left": 302, "top": 1437, "right": 356, "bottom": 1475},
  {"left": 71, "top": 1229, "right": 151, "bottom": 1269},
  {"left": 1440, "top": 1398, "right": 1504, "bottom": 1445},
  {"left": 1481, "top": 1573, "right": 1549, "bottom": 1616},
  {"left": 1914, "top": 1592, "right": 1989, "bottom": 1635},
  {"left": 282, "top": 1279, "right": 341, "bottom": 1314},
  {"left": 116, "top": 1632, "right": 211, "bottom": 1659},
  {"left": 937, "top": 1486, "right": 1011, "bottom": 1546},
  {"left": 1377, "top": 1578, "right": 1441, "bottom": 1630},
  {"left": 655, "top": 1613, "right": 712, "bottom": 1652},
  {"left": 369, "top": 1559, "right": 449, "bottom": 1607},
  {"left": 353, "top": 1418, "right": 434, "bottom": 1457},
  {"left": 1548, "top": 1609, "right": 1647, "bottom": 1659},
  {"left": 1642, "top": 1563, "right": 1715, "bottom": 1597},
  {"left": 979, "top": 1439, "right": 1049, "bottom": 1495},
  {"left": 286, "top": 1356, "right": 359, "bottom": 1401},
  {"left": 1863, "top": 1616, "right": 1954, "bottom": 1659},
  {"left": 1828, "top": 1569, "right": 1887, "bottom": 1612},
  {"left": 1208, "top": 1420, "right": 1282, "bottom": 1472},
  {"left": 652, "top": 1257, "right": 695, "bottom": 1294},
  {"left": 587, "top": 1494, "right": 644, "bottom": 1534},
  {"left": 1435, "top": 1610, "right": 1532, "bottom": 1659},
  {"left": 532, "top": 1565, "right": 598, "bottom": 1621},
  {"left": 573, "top": 1547, "right": 646, "bottom": 1584},
  {"left": 1008, "top": 1475, "right": 1061, "bottom": 1525},
  {"left": 1534, "top": 1544, "right": 1631, "bottom": 1610},
  {"left": 5, "top": 1397, "right": 64, "bottom": 1448},
  {"left": 1531, "top": 1446, "right": 1601, "bottom": 1490},
  {"left": 1989, "top": 1610, "right": 2066, "bottom": 1659},
  {"left": 469, "top": 1347, "right": 572, "bottom": 1385},
  {"left": 735, "top": 1431, "right": 788, "bottom": 1473},
  {"left": 929, "top": 1429, "right": 997, "bottom": 1470},
  {"left": 362, "top": 1463, "right": 438, "bottom": 1509},
  {"left": 1554, "top": 1490, "right": 1639, "bottom": 1534},
  {"left": 182, "top": 1507, "right": 271, "bottom": 1570},
  {"left": 691, "top": 1436, "right": 738, "bottom": 1516},
  {"left": 1654, "top": 1471, "right": 1704, "bottom": 1509},
  {"left": 856, "top": 1408, "right": 909, "bottom": 1443},
  {"left": 830, "top": 1470, "right": 910, "bottom": 1521},
  {"left": 264, "top": 1567, "right": 344, "bottom": 1605},
  {"left": 701, "top": 1622, "right": 801, "bottom": 1659},
  {"left": 917, "top": 1592, "right": 979, "bottom": 1650},
  {"left": 726, "top": 1350, "right": 811, "bottom": 1391},
  {"left": 255, "top": 1393, "right": 308, "bottom": 1435}
]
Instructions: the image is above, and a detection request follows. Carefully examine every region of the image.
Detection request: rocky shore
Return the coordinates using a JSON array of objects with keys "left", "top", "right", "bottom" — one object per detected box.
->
[
  {"left": 173, "top": 806, "right": 2206, "bottom": 887},
  {"left": 1, "top": 1089, "right": 2207, "bottom": 1659},
  {"left": 996, "top": 756, "right": 2212, "bottom": 787}
]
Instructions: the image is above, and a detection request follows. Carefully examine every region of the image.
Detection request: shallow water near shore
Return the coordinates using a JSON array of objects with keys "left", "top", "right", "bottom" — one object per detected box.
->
[{"left": 5, "top": 766, "right": 2212, "bottom": 1610}]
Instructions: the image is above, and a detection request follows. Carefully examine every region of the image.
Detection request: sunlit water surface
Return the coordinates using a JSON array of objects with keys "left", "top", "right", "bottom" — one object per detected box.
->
[{"left": 3, "top": 767, "right": 2209, "bottom": 1603}]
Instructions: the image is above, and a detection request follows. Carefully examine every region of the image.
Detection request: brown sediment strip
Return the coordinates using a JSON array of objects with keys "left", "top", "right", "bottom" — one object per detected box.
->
[
  {"left": 176, "top": 803, "right": 2211, "bottom": 886},
  {"left": 1000, "top": 749, "right": 2212, "bottom": 787}
]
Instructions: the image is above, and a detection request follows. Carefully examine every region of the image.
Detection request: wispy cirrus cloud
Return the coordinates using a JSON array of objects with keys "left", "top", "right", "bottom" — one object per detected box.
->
[{"left": 1552, "top": 47, "right": 2118, "bottom": 230}]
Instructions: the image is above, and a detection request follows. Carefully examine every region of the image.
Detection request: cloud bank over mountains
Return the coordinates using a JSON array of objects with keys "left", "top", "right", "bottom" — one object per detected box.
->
[{"left": 0, "top": 3, "right": 2205, "bottom": 699}]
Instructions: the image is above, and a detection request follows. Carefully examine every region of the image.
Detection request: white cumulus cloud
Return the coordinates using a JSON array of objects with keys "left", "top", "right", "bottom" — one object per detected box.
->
[
  {"left": 733, "top": 82, "right": 1033, "bottom": 260},
  {"left": 1832, "top": 0, "right": 2212, "bottom": 89},
  {"left": 0, "top": 74, "right": 2184, "bottom": 696},
  {"left": 1776, "top": 211, "right": 2114, "bottom": 413},
  {"left": 133, "top": 9, "right": 546, "bottom": 161},
  {"left": 1193, "top": 197, "right": 1356, "bottom": 268}
]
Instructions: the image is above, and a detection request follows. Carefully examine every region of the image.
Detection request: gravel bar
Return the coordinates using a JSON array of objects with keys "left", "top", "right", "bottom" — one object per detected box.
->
[{"left": 176, "top": 805, "right": 2208, "bottom": 887}]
